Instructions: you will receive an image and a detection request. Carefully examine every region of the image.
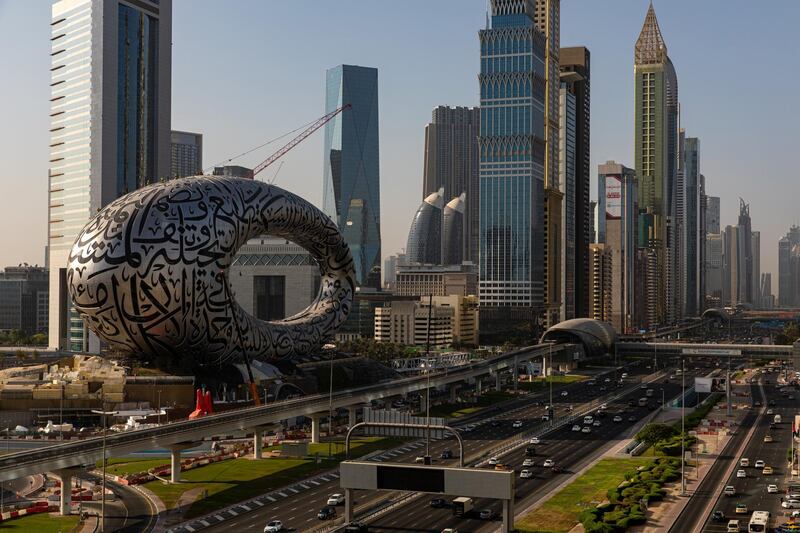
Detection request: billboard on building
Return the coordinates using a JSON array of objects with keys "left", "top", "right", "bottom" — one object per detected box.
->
[
  {"left": 695, "top": 377, "right": 727, "bottom": 393},
  {"left": 605, "top": 174, "right": 622, "bottom": 220}
]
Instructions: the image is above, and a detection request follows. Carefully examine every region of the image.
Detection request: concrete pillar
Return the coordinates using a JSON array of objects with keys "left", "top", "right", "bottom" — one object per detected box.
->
[
  {"left": 419, "top": 393, "right": 427, "bottom": 413},
  {"left": 344, "top": 488, "right": 353, "bottom": 523},
  {"left": 449, "top": 385, "right": 458, "bottom": 403},
  {"left": 502, "top": 497, "right": 515, "bottom": 532},
  {"left": 52, "top": 470, "right": 72, "bottom": 516},
  {"left": 496, "top": 371, "right": 501, "bottom": 390},
  {"left": 253, "top": 429, "right": 263, "bottom": 459},
  {"left": 513, "top": 357, "right": 518, "bottom": 392},
  {"left": 170, "top": 447, "right": 182, "bottom": 484},
  {"left": 476, "top": 377, "right": 482, "bottom": 397},
  {"left": 348, "top": 407, "right": 358, "bottom": 428},
  {"left": 311, "top": 414, "right": 322, "bottom": 444}
]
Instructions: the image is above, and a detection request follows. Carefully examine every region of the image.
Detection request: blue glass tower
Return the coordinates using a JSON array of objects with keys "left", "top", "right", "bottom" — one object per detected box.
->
[
  {"left": 322, "top": 65, "right": 381, "bottom": 289},
  {"left": 478, "top": 0, "right": 547, "bottom": 308}
]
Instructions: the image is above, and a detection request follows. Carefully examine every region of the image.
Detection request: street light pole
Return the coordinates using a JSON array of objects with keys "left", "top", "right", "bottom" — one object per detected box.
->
[{"left": 92, "top": 404, "right": 118, "bottom": 533}]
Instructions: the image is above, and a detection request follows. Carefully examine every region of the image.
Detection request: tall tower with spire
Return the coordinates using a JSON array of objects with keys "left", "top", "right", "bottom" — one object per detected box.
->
[{"left": 634, "top": 1, "right": 679, "bottom": 328}]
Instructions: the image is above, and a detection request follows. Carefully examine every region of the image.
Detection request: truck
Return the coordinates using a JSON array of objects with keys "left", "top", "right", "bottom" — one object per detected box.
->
[{"left": 452, "top": 497, "right": 473, "bottom": 516}]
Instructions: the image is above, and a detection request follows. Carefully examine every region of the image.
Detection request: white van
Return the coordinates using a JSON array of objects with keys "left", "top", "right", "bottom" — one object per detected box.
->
[{"left": 726, "top": 519, "right": 739, "bottom": 533}]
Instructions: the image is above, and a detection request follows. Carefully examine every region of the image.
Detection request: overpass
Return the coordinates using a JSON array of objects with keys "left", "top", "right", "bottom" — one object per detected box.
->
[
  {"left": 0, "top": 342, "right": 581, "bottom": 486},
  {"left": 617, "top": 341, "right": 800, "bottom": 364}
]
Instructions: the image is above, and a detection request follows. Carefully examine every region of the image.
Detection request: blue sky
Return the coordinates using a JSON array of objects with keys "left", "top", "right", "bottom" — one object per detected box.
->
[{"left": 0, "top": 0, "right": 797, "bottom": 283}]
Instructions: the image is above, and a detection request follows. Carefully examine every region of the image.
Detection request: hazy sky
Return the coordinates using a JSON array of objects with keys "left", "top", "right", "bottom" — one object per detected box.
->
[{"left": 1, "top": 0, "right": 798, "bottom": 286}]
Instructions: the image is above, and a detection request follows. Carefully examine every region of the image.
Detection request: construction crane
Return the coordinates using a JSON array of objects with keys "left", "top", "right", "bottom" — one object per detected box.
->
[
  {"left": 236, "top": 103, "right": 350, "bottom": 406},
  {"left": 251, "top": 103, "right": 351, "bottom": 179}
]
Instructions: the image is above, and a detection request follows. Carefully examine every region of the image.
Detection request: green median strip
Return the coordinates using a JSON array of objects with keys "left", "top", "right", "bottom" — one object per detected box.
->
[
  {"left": 516, "top": 457, "right": 667, "bottom": 533},
  {"left": 0, "top": 513, "right": 79, "bottom": 532}
]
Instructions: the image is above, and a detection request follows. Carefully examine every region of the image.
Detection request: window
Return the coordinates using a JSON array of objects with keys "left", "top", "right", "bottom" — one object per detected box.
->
[{"left": 254, "top": 276, "right": 285, "bottom": 321}]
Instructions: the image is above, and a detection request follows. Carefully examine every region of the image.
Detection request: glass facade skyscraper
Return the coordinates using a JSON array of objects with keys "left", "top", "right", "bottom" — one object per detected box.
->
[
  {"left": 478, "top": 0, "right": 547, "bottom": 308},
  {"left": 48, "top": 0, "right": 171, "bottom": 351},
  {"left": 323, "top": 65, "right": 381, "bottom": 289}
]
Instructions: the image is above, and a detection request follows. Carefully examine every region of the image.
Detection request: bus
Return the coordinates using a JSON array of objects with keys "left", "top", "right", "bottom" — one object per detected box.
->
[{"left": 749, "top": 510, "right": 769, "bottom": 532}]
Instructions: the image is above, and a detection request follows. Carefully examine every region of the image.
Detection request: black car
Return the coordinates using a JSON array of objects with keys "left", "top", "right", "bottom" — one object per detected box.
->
[
  {"left": 490, "top": 420, "right": 501, "bottom": 427},
  {"left": 525, "top": 446, "right": 536, "bottom": 456},
  {"left": 768, "top": 400, "right": 776, "bottom": 406},
  {"left": 711, "top": 510, "right": 725, "bottom": 522},
  {"left": 318, "top": 506, "right": 337, "bottom": 520},
  {"left": 627, "top": 416, "right": 637, "bottom": 422},
  {"left": 344, "top": 523, "right": 369, "bottom": 533},
  {"left": 429, "top": 498, "right": 447, "bottom": 508},
  {"left": 627, "top": 399, "right": 636, "bottom": 407}
]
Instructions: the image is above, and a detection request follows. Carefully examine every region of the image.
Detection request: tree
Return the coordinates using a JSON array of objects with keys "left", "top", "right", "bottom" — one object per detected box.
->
[
  {"left": 776, "top": 321, "right": 800, "bottom": 345},
  {"left": 636, "top": 423, "right": 678, "bottom": 445}
]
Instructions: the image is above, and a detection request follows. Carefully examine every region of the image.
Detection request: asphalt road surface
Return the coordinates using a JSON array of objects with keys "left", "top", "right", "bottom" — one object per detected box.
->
[
  {"left": 80, "top": 472, "right": 158, "bottom": 533},
  {"left": 700, "top": 368, "right": 800, "bottom": 533}
]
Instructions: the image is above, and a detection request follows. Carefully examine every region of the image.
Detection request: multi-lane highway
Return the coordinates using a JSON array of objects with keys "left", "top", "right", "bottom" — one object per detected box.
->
[
  {"left": 191, "top": 362, "right": 707, "bottom": 533},
  {"left": 197, "top": 363, "right": 653, "bottom": 532},
  {"left": 698, "top": 368, "right": 799, "bottom": 532}
]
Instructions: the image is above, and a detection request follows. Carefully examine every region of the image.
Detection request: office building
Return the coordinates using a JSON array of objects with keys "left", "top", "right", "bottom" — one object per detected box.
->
[
  {"left": 171, "top": 130, "right": 203, "bottom": 178},
  {"left": 383, "top": 254, "right": 401, "bottom": 290},
  {"left": 442, "top": 194, "right": 466, "bottom": 266},
  {"left": 212, "top": 165, "right": 253, "bottom": 179},
  {"left": 737, "top": 199, "right": 753, "bottom": 305},
  {"left": 778, "top": 226, "right": 800, "bottom": 307},
  {"left": 374, "top": 295, "right": 478, "bottom": 347},
  {"left": 406, "top": 189, "right": 444, "bottom": 265},
  {"left": 395, "top": 263, "right": 478, "bottom": 299},
  {"left": 698, "top": 174, "right": 707, "bottom": 312},
  {"left": 48, "top": 0, "right": 172, "bottom": 352},
  {"left": 705, "top": 233, "right": 723, "bottom": 309},
  {"left": 760, "top": 273, "right": 773, "bottom": 309},
  {"left": 706, "top": 195, "right": 720, "bottom": 234},
  {"left": 634, "top": 2, "right": 679, "bottom": 326},
  {"left": 597, "top": 162, "right": 637, "bottom": 333},
  {"left": 752, "top": 230, "right": 761, "bottom": 308},
  {"left": 682, "top": 136, "right": 701, "bottom": 316},
  {"left": 559, "top": 46, "right": 591, "bottom": 320},
  {"left": 323, "top": 64, "right": 381, "bottom": 289},
  {"left": 422, "top": 106, "right": 479, "bottom": 264},
  {"left": 589, "top": 200, "right": 597, "bottom": 243},
  {"left": 0, "top": 266, "right": 49, "bottom": 335},
  {"left": 478, "top": 0, "right": 547, "bottom": 315},
  {"left": 723, "top": 225, "right": 740, "bottom": 306},
  {"left": 588, "top": 244, "right": 612, "bottom": 323},
  {"left": 228, "top": 238, "right": 321, "bottom": 321}
]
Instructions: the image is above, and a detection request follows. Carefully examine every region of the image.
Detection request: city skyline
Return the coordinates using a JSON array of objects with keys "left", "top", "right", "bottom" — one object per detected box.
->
[{"left": 1, "top": 0, "right": 798, "bottom": 282}]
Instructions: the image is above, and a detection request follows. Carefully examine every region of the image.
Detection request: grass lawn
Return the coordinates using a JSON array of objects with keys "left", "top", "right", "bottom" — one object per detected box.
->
[
  {"left": 516, "top": 374, "right": 587, "bottom": 392},
  {"left": 143, "top": 437, "right": 402, "bottom": 519},
  {"left": 516, "top": 457, "right": 651, "bottom": 533},
  {"left": 0, "top": 513, "right": 80, "bottom": 532},
  {"left": 426, "top": 390, "right": 515, "bottom": 418}
]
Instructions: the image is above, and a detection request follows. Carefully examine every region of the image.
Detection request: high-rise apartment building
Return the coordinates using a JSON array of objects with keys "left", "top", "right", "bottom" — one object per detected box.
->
[
  {"left": 706, "top": 195, "right": 720, "bottom": 234},
  {"left": 634, "top": 3, "right": 679, "bottom": 327},
  {"left": 422, "top": 106, "right": 479, "bottom": 264},
  {"left": 559, "top": 46, "right": 590, "bottom": 321},
  {"left": 0, "top": 266, "right": 49, "bottom": 335},
  {"left": 598, "top": 162, "right": 637, "bottom": 333},
  {"left": 478, "top": 0, "right": 547, "bottom": 313},
  {"left": 588, "top": 244, "right": 612, "bottom": 322},
  {"left": 323, "top": 65, "right": 381, "bottom": 289},
  {"left": 170, "top": 130, "right": 203, "bottom": 178},
  {"left": 48, "top": 0, "right": 172, "bottom": 351}
]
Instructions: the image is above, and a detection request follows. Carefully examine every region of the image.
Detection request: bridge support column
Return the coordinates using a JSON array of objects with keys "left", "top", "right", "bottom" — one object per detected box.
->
[
  {"left": 51, "top": 468, "right": 81, "bottom": 516},
  {"left": 252, "top": 426, "right": 270, "bottom": 459},
  {"left": 513, "top": 357, "right": 518, "bottom": 393},
  {"left": 311, "top": 414, "right": 323, "bottom": 444},
  {"left": 344, "top": 488, "right": 353, "bottom": 523},
  {"left": 419, "top": 394, "right": 427, "bottom": 413},
  {"left": 475, "top": 377, "right": 482, "bottom": 397},
  {"left": 167, "top": 442, "right": 195, "bottom": 483},
  {"left": 450, "top": 385, "right": 459, "bottom": 403},
  {"left": 348, "top": 407, "right": 358, "bottom": 428},
  {"left": 495, "top": 371, "right": 501, "bottom": 390},
  {"left": 502, "top": 496, "right": 514, "bottom": 532}
]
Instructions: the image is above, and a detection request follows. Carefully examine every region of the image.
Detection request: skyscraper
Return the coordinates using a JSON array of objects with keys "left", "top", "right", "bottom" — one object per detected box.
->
[
  {"left": 442, "top": 194, "right": 466, "bottom": 266},
  {"left": 588, "top": 244, "right": 612, "bottom": 322},
  {"left": 737, "top": 199, "right": 753, "bottom": 304},
  {"left": 559, "top": 46, "right": 590, "bottom": 321},
  {"left": 48, "top": 0, "right": 172, "bottom": 351},
  {"left": 752, "top": 230, "right": 761, "bottom": 307},
  {"left": 779, "top": 226, "right": 800, "bottom": 306},
  {"left": 634, "top": 2, "right": 679, "bottom": 326},
  {"left": 723, "top": 225, "right": 740, "bottom": 306},
  {"left": 598, "top": 161, "right": 637, "bottom": 334},
  {"left": 682, "top": 136, "right": 700, "bottom": 316},
  {"left": 406, "top": 189, "right": 444, "bottom": 265},
  {"left": 171, "top": 130, "right": 203, "bottom": 178},
  {"left": 706, "top": 195, "right": 720, "bottom": 234},
  {"left": 422, "top": 106, "right": 479, "bottom": 264},
  {"left": 323, "top": 65, "right": 381, "bottom": 289},
  {"left": 478, "top": 0, "right": 547, "bottom": 313},
  {"left": 705, "top": 233, "right": 723, "bottom": 308}
]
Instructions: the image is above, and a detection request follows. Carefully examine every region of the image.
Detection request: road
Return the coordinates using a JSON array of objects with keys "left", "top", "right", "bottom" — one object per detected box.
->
[
  {"left": 668, "top": 374, "right": 760, "bottom": 532},
  {"left": 199, "top": 362, "right": 656, "bottom": 533},
  {"left": 365, "top": 367, "right": 706, "bottom": 533},
  {"left": 79, "top": 472, "right": 158, "bottom": 533},
  {"left": 700, "top": 368, "right": 799, "bottom": 532}
]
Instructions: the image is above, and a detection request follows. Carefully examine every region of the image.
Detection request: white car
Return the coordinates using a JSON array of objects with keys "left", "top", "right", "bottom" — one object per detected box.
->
[
  {"left": 740, "top": 458, "right": 749, "bottom": 467},
  {"left": 520, "top": 469, "right": 533, "bottom": 479},
  {"left": 512, "top": 420, "right": 523, "bottom": 428},
  {"left": 581, "top": 426, "right": 591, "bottom": 434},
  {"left": 530, "top": 437, "right": 541, "bottom": 445},
  {"left": 488, "top": 457, "right": 499, "bottom": 465},
  {"left": 613, "top": 415, "right": 623, "bottom": 423},
  {"left": 543, "top": 459, "right": 555, "bottom": 468},
  {"left": 541, "top": 414, "right": 550, "bottom": 421},
  {"left": 736, "top": 469, "right": 746, "bottom": 478},
  {"left": 599, "top": 404, "right": 608, "bottom": 410},
  {"left": 768, "top": 484, "right": 779, "bottom": 494},
  {"left": 571, "top": 424, "right": 581, "bottom": 432},
  {"left": 755, "top": 460, "right": 765, "bottom": 469},
  {"left": 264, "top": 521, "right": 283, "bottom": 533},
  {"left": 593, "top": 420, "right": 601, "bottom": 427},
  {"left": 415, "top": 456, "right": 426, "bottom": 463},
  {"left": 604, "top": 378, "right": 611, "bottom": 383},
  {"left": 326, "top": 493, "right": 344, "bottom": 506},
  {"left": 561, "top": 390, "right": 569, "bottom": 397},
  {"left": 522, "top": 458, "right": 534, "bottom": 467},
  {"left": 783, "top": 499, "right": 800, "bottom": 509},
  {"left": 621, "top": 373, "right": 629, "bottom": 379}
]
